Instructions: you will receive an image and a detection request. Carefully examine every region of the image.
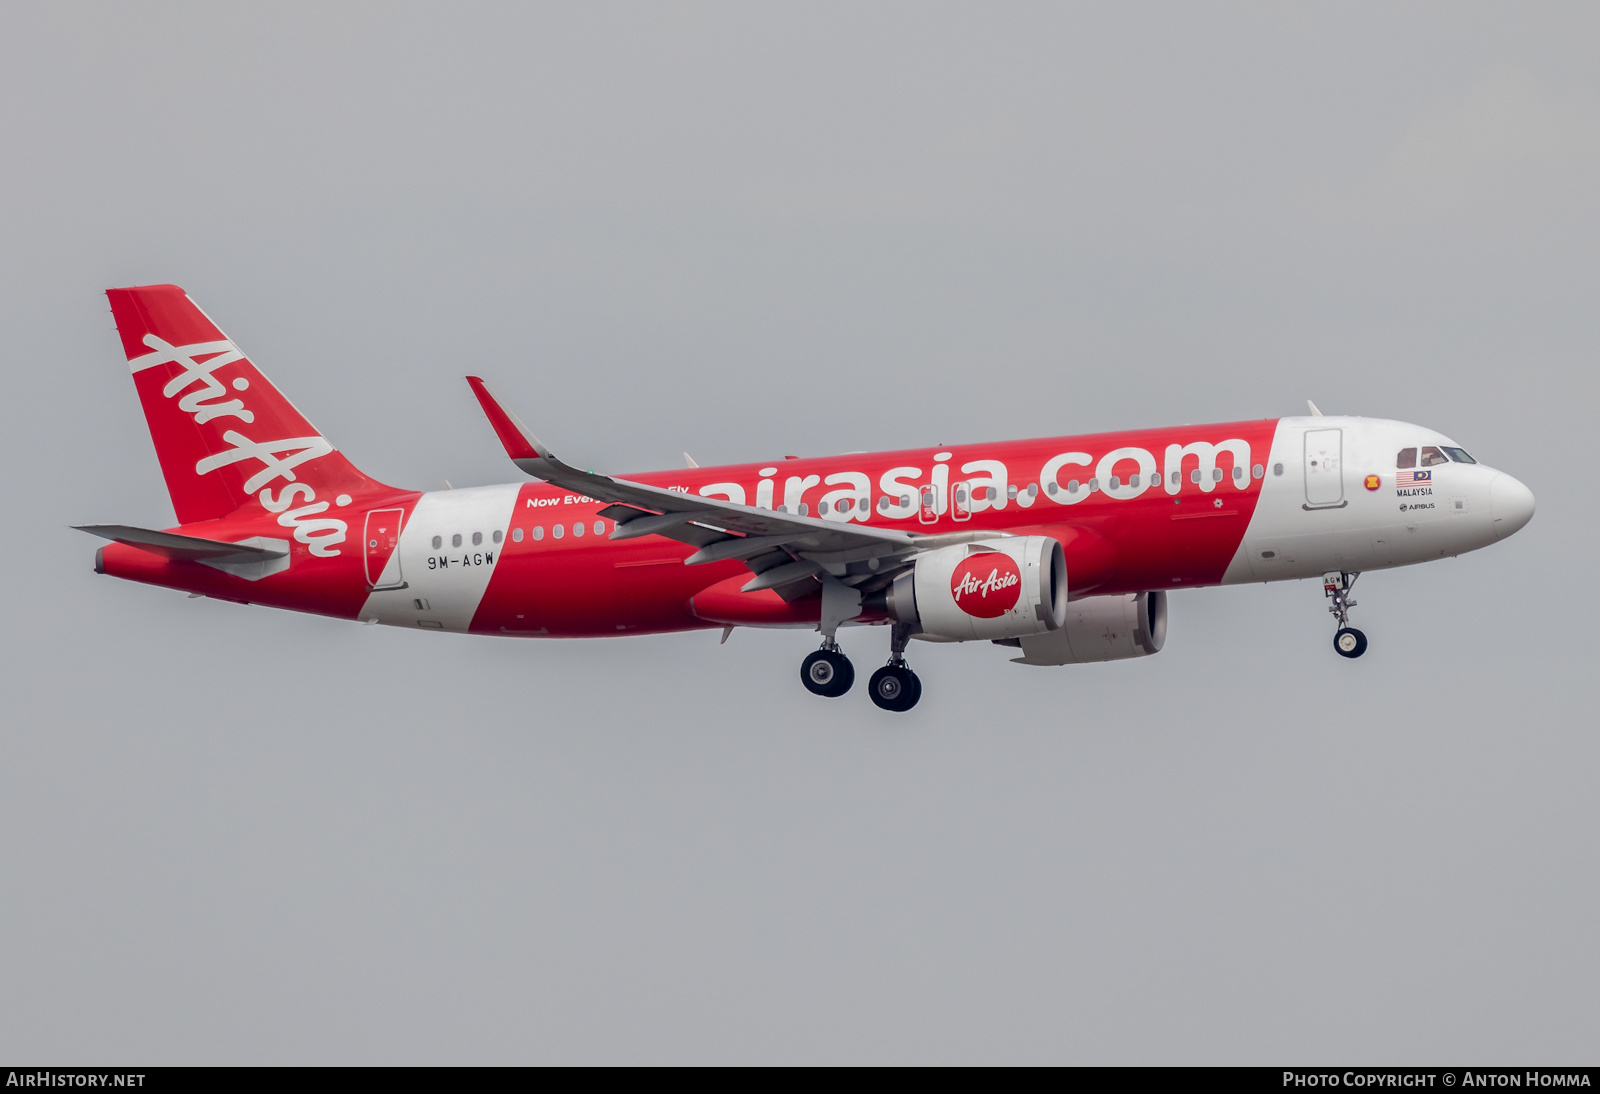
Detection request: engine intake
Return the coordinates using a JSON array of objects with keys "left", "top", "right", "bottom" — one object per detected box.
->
[
  {"left": 888, "top": 536, "right": 1067, "bottom": 641},
  {"left": 1007, "top": 590, "right": 1167, "bottom": 665}
]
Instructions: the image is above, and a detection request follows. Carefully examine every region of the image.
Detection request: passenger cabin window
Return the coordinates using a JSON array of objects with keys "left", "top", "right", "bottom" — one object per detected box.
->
[
  {"left": 1441, "top": 447, "right": 1476, "bottom": 464},
  {"left": 431, "top": 535, "right": 442, "bottom": 549},
  {"left": 451, "top": 533, "right": 462, "bottom": 548},
  {"left": 511, "top": 528, "right": 523, "bottom": 543},
  {"left": 1397, "top": 448, "right": 1417, "bottom": 469},
  {"left": 1420, "top": 446, "right": 1449, "bottom": 467},
  {"left": 471, "top": 532, "right": 482, "bottom": 546}
]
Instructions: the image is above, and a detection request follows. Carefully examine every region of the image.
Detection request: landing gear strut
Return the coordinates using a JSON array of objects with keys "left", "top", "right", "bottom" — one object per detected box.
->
[
  {"left": 1323, "top": 571, "right": 1368, "bottom": 659},
  {"left": 801, "top": 638, "right": 854, "bottom": 697},
  {"left": 869, "top": 624, "right": 922, "bottom": 712}
]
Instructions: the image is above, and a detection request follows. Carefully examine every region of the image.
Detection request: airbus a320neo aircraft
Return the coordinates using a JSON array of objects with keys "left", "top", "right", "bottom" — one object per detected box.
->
[{"left": 80, "top": 285, "right": 1535, "bottom": 712}]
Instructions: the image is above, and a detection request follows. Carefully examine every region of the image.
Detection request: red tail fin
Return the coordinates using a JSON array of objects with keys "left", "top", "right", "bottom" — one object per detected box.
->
[{"left": 107, "top": 285, "right": 393, "bottom": 528}]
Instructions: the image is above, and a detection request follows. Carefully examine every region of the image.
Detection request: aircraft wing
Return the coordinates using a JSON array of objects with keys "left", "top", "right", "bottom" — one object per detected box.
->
[{"left": 467, "top": 376, "right": 969, "bottom": 598}]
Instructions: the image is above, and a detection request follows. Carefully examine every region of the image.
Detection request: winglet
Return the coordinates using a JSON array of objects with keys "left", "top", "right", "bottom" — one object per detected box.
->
[
  {"left": 466, "top": 376, "right": 547, "bottom": 462},
  {"left": 1306, "top": 399, "right": 1324, "bottom": 417}
]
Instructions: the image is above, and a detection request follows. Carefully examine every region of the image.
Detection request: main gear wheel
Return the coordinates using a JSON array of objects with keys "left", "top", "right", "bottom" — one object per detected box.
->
[
  {"left": 801, "top": 648, "right": 854, "bottom": 697},
  {"left": 868, "top": 663, "right": 921, "bottom": 712}
]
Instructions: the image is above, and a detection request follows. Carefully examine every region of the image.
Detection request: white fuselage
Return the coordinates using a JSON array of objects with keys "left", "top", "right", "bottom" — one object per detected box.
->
[{"left": 1223, "top": 416, "right": 1534, "bottom": 584}]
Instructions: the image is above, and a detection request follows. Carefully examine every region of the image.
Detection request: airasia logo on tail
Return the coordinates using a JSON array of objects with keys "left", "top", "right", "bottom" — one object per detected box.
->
[
  {"left": 950, "top": 553, "right": 1021, "bottom": 618},
  {"left": 130, "top": 334, "right": 348, "bottom": 556}
]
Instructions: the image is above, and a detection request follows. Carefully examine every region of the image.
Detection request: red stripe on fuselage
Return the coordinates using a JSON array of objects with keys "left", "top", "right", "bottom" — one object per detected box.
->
[
  {"left": 467, "top": 420, "right": 1279, "bottom": 637},
  {"left": 98, "top": 422, "right": 1276, "bottom": 633},
  {"left": 468, "top": 481, "right": 722, "bottom": 637}
]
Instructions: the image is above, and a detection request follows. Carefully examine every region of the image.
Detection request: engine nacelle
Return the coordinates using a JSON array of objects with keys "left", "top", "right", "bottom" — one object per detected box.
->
[
  {"left": 1008, "top": 590, "right": 1167, "bottom": 665},
  {"left": 888, "top": 536, "right": 1067, "bottom": 641}
]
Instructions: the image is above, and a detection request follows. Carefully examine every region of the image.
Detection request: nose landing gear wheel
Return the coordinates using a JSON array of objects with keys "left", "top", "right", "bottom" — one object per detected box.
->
[
  {"left": 801, "top": 649, "right": 854, "bottom": 697},
  {"left": 1334, "top": 627, "right": 1368, "bottom": 659},
  {"left": 868, "top": 664, "right": 921, "bottom": 712},
  {"left": 1323, "top": 572, "right": 1368, "bottom": 661}
]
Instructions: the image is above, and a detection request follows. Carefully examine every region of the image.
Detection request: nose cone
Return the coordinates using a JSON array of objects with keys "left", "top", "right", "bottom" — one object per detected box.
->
[{"left": 1490, "top": 473, "right": 1535, "bottom": 540}]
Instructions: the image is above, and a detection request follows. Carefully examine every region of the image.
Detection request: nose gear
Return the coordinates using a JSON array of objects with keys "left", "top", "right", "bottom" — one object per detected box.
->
[
  {"left": 1334, "top": 627, "right": 1368, "bottom": 658},
  {"left": 1323, "top": 571, "right": 1368, "bottom": 659}
]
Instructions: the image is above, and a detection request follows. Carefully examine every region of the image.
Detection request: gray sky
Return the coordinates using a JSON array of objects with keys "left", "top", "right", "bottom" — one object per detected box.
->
[{"left": 1, "top": 2, "right": 1595, "bottom": 1064}]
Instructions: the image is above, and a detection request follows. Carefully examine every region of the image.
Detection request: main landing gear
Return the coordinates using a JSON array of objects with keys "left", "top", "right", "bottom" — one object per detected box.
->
[
  {"left": 868, "top": 662, "right": 921, "bottom": 712},
  {"left": 867, "top": 623, "right": 922, "bottom": 713},
  {"left": 799, "top": 625, "right": 923, "bottom": 711},
  {"left": 1323, "top": 571, "right": 1369, "bottom": 659},
  {"left": 801, "top": 639, "right": 854, "bottom": 697}
]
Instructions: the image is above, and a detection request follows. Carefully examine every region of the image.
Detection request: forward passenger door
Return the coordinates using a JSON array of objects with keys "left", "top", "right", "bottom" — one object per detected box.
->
[{"left": 1303, "top": 429, "right": 1345, "bottom": 509}]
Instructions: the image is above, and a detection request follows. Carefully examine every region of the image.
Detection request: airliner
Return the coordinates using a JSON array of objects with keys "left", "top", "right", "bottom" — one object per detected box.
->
[{"left": 79, "top": 285, "right": 1535, "bottom": 711}]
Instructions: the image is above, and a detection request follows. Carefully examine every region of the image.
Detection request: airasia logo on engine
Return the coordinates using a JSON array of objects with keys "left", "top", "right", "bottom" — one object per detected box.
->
[{"left": 950, "top": 553, "right": 1021, "bottom": 618}]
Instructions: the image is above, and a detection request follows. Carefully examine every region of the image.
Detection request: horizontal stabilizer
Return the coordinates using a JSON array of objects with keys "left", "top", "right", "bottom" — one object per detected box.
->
[{"left": 74, "top": 524, "right": 288, "bottom": 563}]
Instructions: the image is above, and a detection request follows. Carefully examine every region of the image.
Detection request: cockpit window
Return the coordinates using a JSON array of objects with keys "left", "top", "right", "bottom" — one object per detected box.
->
[
  {"left": 1396, "top": 448, "right": 1417, "bottom": 469},
  {"left": 1441, "top": 446, "right": 1476, "bottom": 464},
  {"left": 1420, "top": 446, "right": 1449, "bottom": 467}
]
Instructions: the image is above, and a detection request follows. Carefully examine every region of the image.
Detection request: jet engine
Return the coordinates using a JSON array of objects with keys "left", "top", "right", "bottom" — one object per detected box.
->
[
  {"left": 1005, "top": 590, "right": 1167, "bottom": 665},
  {"left": 887, "top": 536, "right": 1067, "bottom": 641}
]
